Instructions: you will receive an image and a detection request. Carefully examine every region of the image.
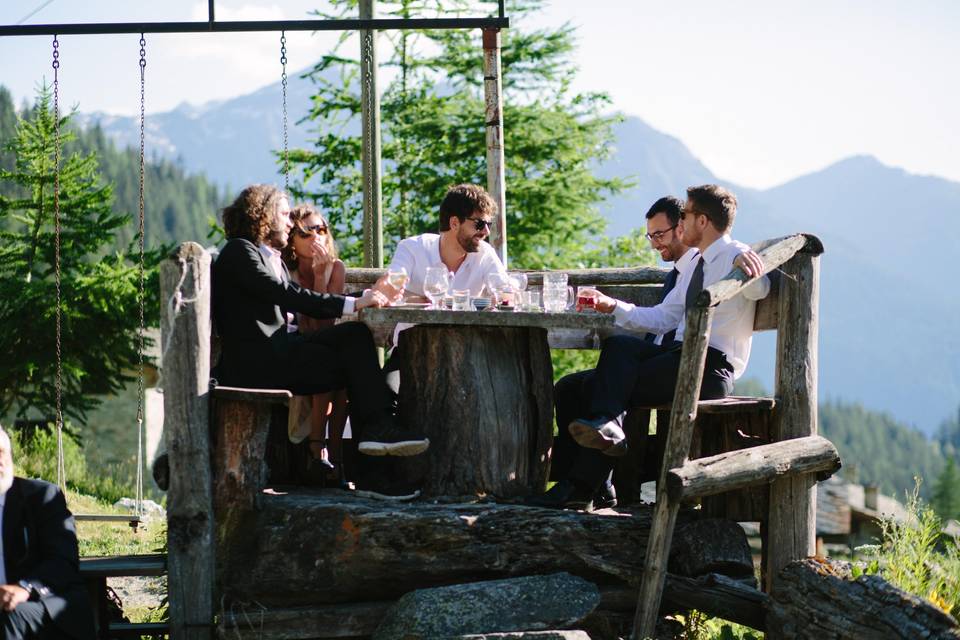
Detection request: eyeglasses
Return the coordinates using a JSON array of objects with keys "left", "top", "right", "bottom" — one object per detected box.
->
[
  {"left": 465, "top": 217, "right": 491, "bottom": 231},
  {"left": 679, "top": 208, "right": 704, "bottom": 220},
  {"left": 645, "top": 224, "right": 677, "bottom": 242},
  {"left": 296, "top": 224, "right": 328, "bottom": 237}
]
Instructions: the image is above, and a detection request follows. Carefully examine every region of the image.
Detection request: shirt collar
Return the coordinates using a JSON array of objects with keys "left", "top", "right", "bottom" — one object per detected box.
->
[
  {"left": 258, "top": 243, "right": 281, "bottom": 260},
  {"left": 701, "top": 234, "right": 733, "bottom": 264},
  {"left": 675, "top": 247, "right": 699, "bottom": 273}
]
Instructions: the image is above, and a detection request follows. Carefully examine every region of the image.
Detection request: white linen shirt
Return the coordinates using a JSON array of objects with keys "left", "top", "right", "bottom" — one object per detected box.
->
[
  {"left": 388, "top": 233, "right": 507, "bottom": 297},
  {"left": 612, "top": 234, "right": 770, "bottom": 379}
]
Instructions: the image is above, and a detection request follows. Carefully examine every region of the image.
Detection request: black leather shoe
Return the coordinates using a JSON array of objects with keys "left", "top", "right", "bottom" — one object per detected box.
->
[
  {"left": 358, "top": 421, "right": 430, "bottom": 457},
  {"left": 568, "top": 417, "right": 628, "bottom": 457},
  {"left": 524, "top": 479, "right": 594, "bottom": 511},
  {"left": 593, "top": 483, "right": 617, "bottom": 509}
]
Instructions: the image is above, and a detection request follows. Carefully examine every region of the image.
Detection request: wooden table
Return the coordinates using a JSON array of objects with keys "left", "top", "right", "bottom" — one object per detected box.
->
[{"left": 361, "top": 307, "right": 614, "bottom": 498}]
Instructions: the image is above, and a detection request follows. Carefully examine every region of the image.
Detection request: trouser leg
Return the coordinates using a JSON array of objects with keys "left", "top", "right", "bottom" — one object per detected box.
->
[
  {"left": 0, "top": 602, "right": 63, "bottom": 640},
  {"left": 551, "top": 370, "right": 594, "bottom": 482},
  {"left": 587, "top": 335, "right": 675, "bottom": 419}
]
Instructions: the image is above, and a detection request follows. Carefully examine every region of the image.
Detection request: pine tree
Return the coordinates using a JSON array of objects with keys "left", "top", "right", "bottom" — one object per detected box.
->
[
  {"left": 290, "top": 0, "right": 650, "bottom": 269},
  {"left": 932, "top": 457, "right": 960, "bottom": 522},
  {"left": 0, "top": 86, "right": 162, "bottom": 424}
]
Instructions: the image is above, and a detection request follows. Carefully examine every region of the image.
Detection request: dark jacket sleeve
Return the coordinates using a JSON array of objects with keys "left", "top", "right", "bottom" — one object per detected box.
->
[
  {"left": 22, "top": 481, "right": 82, "bottom": 597},
  {"left": 220, "top": 238, "right": 347, "bottom": 319}
]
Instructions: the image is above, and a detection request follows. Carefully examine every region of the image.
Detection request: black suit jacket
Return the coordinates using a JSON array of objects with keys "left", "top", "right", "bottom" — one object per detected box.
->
[
  {"left": 211, "top": 237, "right": 349, "bottom": 387},
  {"left": 2, "top": 477, "right": 95, "bottom": 639}
]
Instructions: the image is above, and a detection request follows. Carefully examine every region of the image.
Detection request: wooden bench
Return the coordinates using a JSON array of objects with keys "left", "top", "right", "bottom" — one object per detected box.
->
[{"left": 80, "top": 553, "right": 168, "bottom": 639}]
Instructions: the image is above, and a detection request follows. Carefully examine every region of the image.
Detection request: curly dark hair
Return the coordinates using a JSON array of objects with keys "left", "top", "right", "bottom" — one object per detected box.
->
[
  {"left": 281, "top": 204, "right": 337, "bottom": 271},
  {"left": 222, "top": 184, "right": 288, "bottom": 244},
  {"left": 438, "top": 184, "right": 497, "bottom": 232}
]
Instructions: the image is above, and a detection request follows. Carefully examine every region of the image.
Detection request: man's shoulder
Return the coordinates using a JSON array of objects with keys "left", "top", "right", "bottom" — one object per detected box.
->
[
  {"left": 476, "top": 240, "right": 504, "bottom": 264},
  {"left": 216, "top": 238, "right": 260, "bottom": 264},
  {"left": 398, "top": 233, "right": 440, "bottom": 248},
  {"left": 12, "top": 476, "right": 61, "bottom": 504}
]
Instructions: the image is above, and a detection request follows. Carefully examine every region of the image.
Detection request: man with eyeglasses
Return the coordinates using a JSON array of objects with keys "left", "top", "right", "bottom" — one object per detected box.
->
[
  {"left": 529, "top": 185, "right": 768, "bottom": 510},
  {"left": 387, "top": 183, "right": 508, "bottom": 303}
]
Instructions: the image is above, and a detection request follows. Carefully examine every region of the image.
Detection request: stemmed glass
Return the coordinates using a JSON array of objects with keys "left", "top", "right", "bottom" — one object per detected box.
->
[
  {"left": 509, "top": 272, "right": 528, "bottom": 293},
  {"left": 387, "top": 266, "right": 409, "bottom": 289},
  {"left": 486, "top": 272, "right": 511, "bottom": 308},
  {"left": 424, "top": 266, "right": 450, "bottom": 310}
]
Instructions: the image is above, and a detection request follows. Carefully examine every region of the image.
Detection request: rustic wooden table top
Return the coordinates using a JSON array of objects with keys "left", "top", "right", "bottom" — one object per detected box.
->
[{"left": 360, "top": 306, "right": 615, "bottom": 331}]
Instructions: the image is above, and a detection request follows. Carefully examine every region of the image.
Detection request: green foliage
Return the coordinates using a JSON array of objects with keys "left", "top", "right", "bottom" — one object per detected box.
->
[
  {"left": 0, "top": 86, "right": 167, "bottom": 424},
  {"left": 856, "top": 480, "right": 960, "bottom": 618},
  {"left": 932, "top": 457, "right": 960, "bottom": 522},
  {"left": 670, "top": 610, "right": 761, "bottom": 640},
  {"left": 291, "top": 0, "right": 633, "bottom": 269}
]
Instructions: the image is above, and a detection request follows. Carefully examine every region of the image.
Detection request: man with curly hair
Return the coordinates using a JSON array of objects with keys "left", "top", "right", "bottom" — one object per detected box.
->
[{"left": 213, "top": 184, "right": 429, "bottom": 458}]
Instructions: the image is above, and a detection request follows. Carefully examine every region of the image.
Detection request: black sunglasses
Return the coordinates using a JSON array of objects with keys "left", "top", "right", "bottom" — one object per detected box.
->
[
  {"left": 296, "top": 223, "right": 329, "bottom": 237},
  {"left": 465, "top": 217, "right": 491, "bottom": 231}
]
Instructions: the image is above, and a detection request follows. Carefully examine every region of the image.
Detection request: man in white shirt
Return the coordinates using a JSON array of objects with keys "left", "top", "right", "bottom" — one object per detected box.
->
[
  {"left": 529, "top": 185, "right": 768, "bottom": 510},
  {"left": 389, "top": 183, "right": 507, "bottom": 301}
]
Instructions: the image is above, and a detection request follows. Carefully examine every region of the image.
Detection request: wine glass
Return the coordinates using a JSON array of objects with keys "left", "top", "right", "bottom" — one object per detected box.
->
[
  {"left": 509, "top": 272, "right": 528, "bottom": 293},
  {"left": 387, "top": 266, "right": 409, "bottom": 289},
  {"left": 423, "top": 266, "right": 450, "bottom": 310},
  {"left": 486, "top": 272, "right": 511, "bottom": 307}
]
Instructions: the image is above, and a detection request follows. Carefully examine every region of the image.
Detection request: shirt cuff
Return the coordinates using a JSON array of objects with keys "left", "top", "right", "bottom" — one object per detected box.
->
[
  {"left": 342, "top": 296, "right": 356, "bottom": 316},
  {"left": 612, "top": 300, "right": 636, "bottom": 326}
]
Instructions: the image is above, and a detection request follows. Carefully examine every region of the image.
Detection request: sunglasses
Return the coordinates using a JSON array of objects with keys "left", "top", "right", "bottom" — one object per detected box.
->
[
  {"left": 296, "top": 223, "right": 329, "bottom": 237},
  {"left": 465, "top": 217, "right": 491, "bottom": 231}
]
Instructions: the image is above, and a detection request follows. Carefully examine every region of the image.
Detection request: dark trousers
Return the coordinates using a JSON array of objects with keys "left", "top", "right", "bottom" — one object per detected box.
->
[
  {"left": 555, "top": 334, "right": 735, "bottom": 493},
  {"left": 0, "top": 603, "right": 71, "bottom": 640}
]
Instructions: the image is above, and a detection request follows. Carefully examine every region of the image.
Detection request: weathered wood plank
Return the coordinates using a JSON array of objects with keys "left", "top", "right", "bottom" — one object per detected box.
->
[
  {"left": 484, "top": 26, "right": 508, "bottom": 266},
  {"left": 766, "top": 558, "right": 960, "bottom": 639},
  {"left": 667, "top": 435, "right": 840, "bottom": 501},
  {"left": 79, "top": 554, "right": 167, "bottom": 578},
  {"left": 697, "top": 234, "right": 809, "bottom": 309},
  {"left": 210, "top": 386, "right": 292, "bottom": 404},
  {"left": 346, "top": 266, "right": 671, "bottom": 287},
  {"left": 361, "top": 307, "right": 614, "bottom": 330},
  {"left": 160, "top": 242, "right": 214, "bottom": 640},
  {"left": 766, "top": 252, "right": 821, "bottom": 595},
  {"left": 633, "top": 306, "right": 714, "bottom": 639}
]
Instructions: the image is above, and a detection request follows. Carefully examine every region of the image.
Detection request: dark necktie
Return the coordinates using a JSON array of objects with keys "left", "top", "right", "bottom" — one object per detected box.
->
[
  {"left": 645, "top": 267, "right": 680, "bottom": 343},
  {"left": 685, "top": 256, "right": 705, "bottom": 311}
]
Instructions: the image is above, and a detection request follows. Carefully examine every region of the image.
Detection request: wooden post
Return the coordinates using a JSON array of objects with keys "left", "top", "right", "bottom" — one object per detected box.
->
[
  {"left": 483, "top": 27, "right": 508, "bottom": 267},
  {"left": 766, "top": 252, "right": 820, "bottom": 592},
  {"left": 632, "top": 306, "right": 714, "bottom": 639},
  {"left": 160, "top": 242, "right": 214, "bottom": 639},
  {"left": 360, "top": 0, "right": 383, "bottom": 268}
]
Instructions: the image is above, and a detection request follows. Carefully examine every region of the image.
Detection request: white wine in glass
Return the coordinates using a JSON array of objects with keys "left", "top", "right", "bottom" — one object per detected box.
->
[{"left": 387, "top": 266, "right": 409, "bottom": 289}]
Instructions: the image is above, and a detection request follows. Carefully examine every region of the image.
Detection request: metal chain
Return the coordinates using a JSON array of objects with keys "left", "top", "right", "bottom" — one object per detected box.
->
[
  {"left": 135, "top": 33, "right": 147, "bottom": 518},
  {"left": 361, "top": 27, "right": 375, "bottom": 264},
  {"left": 280, "top": 32, "right": 289, "bottom": 193},
  {"left": 52, "top": 34, "right": 66, "bottom": 490}
]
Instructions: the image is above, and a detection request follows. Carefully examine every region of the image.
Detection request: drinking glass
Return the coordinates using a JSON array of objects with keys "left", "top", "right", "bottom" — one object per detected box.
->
[
  {"left": 543, "top": 272, "right": 568, "bottom": 288},
  {"left": 387, "top": 266, "right": 409, "bottom": 289},
  {"left": 509, "top": 272, "right": 528, "bottom": 293},
  {"left": 577, "top": 285, "right": 599, "bottom": 311},
  {"left": 523, "top": 289, "right": 542, "bottom": 312},
  {"left": 543, "top": 285, "right": 574, "bottom": 313},
  {"left": 452, "top": 289, "right": 471, "bottom": 311},
  {"left": 486, "top": 272, "right": 511, "bottom": 307},
  {"left": 423, "top": 267, "right": 450, "bottom": 310}
]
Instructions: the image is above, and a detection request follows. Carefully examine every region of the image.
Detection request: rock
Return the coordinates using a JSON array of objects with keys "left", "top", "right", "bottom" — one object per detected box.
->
[{"left": 372, "top": 573, "right": 600, "bottom": 640}]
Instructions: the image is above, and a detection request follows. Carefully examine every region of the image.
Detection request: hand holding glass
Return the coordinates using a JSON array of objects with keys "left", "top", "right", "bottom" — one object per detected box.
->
[{"left": 387, "top": 266, "right": 409, "bottom": 289}]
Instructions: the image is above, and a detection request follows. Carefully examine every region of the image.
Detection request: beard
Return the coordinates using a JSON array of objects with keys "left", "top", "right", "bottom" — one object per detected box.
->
[
  {"left": 457, "top": 232, "right": 482, "bottom": 254},
  {"left": 266, "top": 227, "right": 288, "bottom": 250}
]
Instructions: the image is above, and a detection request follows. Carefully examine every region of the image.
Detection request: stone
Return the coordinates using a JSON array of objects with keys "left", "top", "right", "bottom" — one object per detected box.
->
[
  {"left": 443, "top": 633, "right": 592, "bottom": 639},
  {"left": 372, "top": 573, "right": 600, "bottom": 640}
]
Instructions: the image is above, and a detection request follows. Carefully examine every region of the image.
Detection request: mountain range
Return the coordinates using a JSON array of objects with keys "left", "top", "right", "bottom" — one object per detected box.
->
[{"left": 73, "top": 72, "right": 959, "bottom": 434}]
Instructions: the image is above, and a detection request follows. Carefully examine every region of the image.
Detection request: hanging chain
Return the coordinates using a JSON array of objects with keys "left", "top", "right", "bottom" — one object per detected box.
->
[
  {"left": 361, "top": 26, "right": 376, "bottom": 263},
  {"left": 280, "top": 32, "right": 289, "bottom": 193},
  {"left": 52, "top": 35, "right": 66, "bottom": 491},
  {"left": 135, "top": 33, "right": 147, "bottom": 518}
]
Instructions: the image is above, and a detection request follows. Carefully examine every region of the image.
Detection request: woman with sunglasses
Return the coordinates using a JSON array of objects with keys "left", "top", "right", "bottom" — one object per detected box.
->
[{"left": 282, "top": 204, "right": 349, "bottom": 486}]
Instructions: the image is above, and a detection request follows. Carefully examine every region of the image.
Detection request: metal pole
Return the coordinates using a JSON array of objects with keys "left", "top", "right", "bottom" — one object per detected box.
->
[
  {"left": 483, "top": 28, "right": 507, "bottom": 267},
  {"left": 360, "top": 0, "right": 383, "bottom": 268}
]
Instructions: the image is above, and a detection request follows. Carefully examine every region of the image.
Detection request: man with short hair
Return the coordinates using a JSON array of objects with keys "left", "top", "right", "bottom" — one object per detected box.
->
[
  {"left": 0, "top": 428, "right": 95, "bottom": 639},
  {"left": 388, "top": 183, "right": 507, "bottom": 301},
  {"left": 212, "top": 184, "right": 429, "bottom": 458},
  {"left": 530, "top": 185, "right": 768, "bottom": 509}
]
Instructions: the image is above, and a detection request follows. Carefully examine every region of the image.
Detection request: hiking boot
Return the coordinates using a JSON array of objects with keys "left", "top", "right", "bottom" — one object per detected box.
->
[
  {"left": 357, "top": 421, "right": 430, "bottom": 457},
  {"left": 593, "top": 482, "right": 618, "bottom": 509},
  {"left": 523, "top": 479, "right": 595, "bottom": 511}
]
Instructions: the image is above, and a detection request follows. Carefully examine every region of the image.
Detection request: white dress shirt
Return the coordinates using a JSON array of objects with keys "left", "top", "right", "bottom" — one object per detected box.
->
[
  {"left": 612, "top": 234, "right": 770, "bottom": 379},
  {"left": 388, "top": 233, "right": 507, "bottom": 297},
  {"left": 653, "top": 248, "right": 698, "bottom": 345}
]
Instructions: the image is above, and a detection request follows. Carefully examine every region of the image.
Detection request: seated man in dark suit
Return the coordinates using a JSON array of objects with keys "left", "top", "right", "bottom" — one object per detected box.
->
[
  {"left": 0, "top": 428, "right": 95, "bottom": 640},
  {"left": 212, "top": 184, "right": 428, "bottom": 457}
]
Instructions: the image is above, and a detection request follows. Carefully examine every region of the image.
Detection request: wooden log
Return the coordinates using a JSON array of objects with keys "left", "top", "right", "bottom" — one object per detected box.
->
[
  {"left": 394, "top": 325, "right": 553, "bottom": 497},
  {"left": 697, "top": 234, "right": 810, "bottom": 308},
  {"left": 632, "top": 306, "right": 714, "bottom": 639},
  {"left": 217, "top": 492, "right": 754, "bottom": 607},
  {"left": 160, "top": 242, "right": 214, "bottom": 640},
  {"left": 766, "top": 558, "right": 960, "bottom": 639},
  {"left": 347, "top": 266, "right": 671, "bottom": 287},
  {"left": 698, "top": 410, "right": 771, "bottom": 523},
  {"left": 483, "top": 27, "right": 508, "bottom": 266},
  {"left": 667, "top": 435, "right": 841, "bottom": 501},
  {"left": 766, "top": 252, "right": 821, "bottom": 593}
]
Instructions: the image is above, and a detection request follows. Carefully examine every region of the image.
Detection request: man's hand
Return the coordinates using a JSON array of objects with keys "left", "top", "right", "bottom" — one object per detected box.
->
[
  {"left": 0, "top": 584, "right": 30, "bottom": 612},
  {"left": 576, "top": 287, "right": 617, "bottom": 314},
  {"left": 355, "top": 288, "right": 389, "bottom": 311},
  {"left": 734, "top": 249, "right": 764, "bottom": 278},
  {"left": 372, "top": 275, "right": 404, "bottom": 305}
]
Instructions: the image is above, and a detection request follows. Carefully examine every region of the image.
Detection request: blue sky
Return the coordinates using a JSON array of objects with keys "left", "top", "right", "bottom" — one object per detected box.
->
[{"left": 1, "top": 0, "right": 957, "bottom": 188}]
